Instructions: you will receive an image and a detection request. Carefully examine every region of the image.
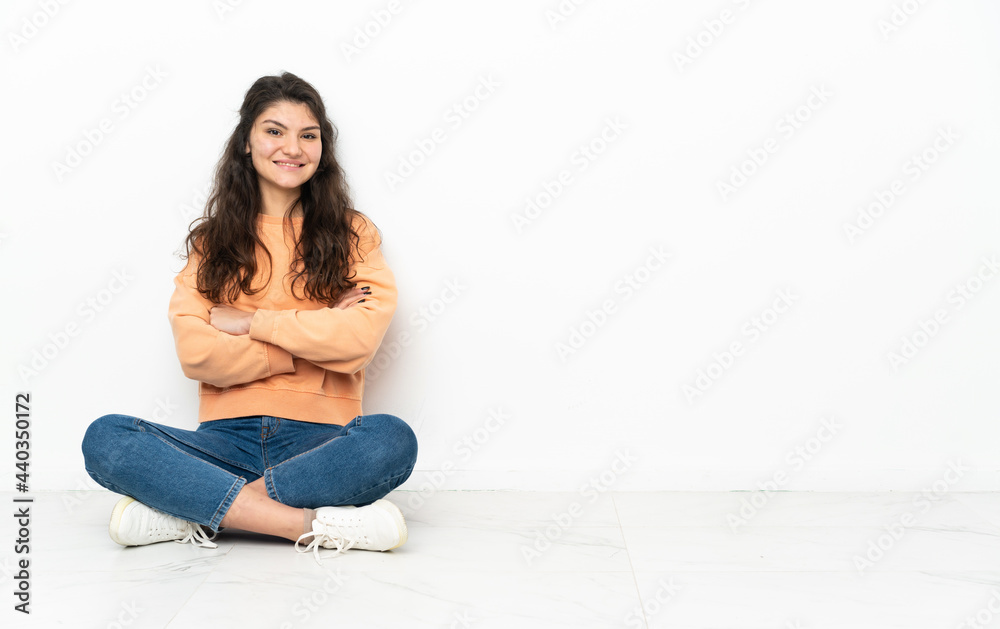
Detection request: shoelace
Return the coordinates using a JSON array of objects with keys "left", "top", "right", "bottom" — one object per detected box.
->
[
  {"left": 176, "top": 524, "right": 219, "bottom": 549},
  {"left": 146, "top": 509, "right": 219, "bottom": 549},
  {"left": 124, "top": 501, "right": 219, "bottom": 549},
  {"left": 295, "top": 517, "right": 369, "bottom": 565}
]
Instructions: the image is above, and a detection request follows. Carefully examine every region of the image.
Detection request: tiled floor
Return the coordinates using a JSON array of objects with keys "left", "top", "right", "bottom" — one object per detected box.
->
[{"left": 3, "top": 490, "right": 999, "bottom": 628}]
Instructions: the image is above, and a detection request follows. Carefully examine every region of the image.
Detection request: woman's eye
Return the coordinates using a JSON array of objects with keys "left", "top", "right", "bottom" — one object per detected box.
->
[
  {"left": 303, "top": 133, "right": 317, "bottom": 140},
  {"left": 267, "top": 129, "right": 280, "bottom": 136}
]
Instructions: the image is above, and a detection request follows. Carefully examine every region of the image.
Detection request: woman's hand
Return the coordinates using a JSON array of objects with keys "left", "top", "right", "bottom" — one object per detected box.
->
[
  {"left": 334, "top": 285, "right": 370, "bottom": 310},
  {"left": 209, "top": 304, "right": 255, "bottom": 335}
]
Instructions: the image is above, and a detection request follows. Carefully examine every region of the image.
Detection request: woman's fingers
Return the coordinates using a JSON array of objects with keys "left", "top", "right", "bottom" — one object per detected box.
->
[{"left": 334, "top": 286, "right": 371, "bottom": 309}]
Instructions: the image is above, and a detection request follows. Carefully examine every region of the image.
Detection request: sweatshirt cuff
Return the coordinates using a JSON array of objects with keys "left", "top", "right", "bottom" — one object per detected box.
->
[
  {"left": 249, "top": 309, "right": 279, "bottom": 344},
  {"left": 250, "top": 309, "right": 295, "bottom": 375},
  {"left": 266, "top": 343, "right": 295, "bottom": 375}
]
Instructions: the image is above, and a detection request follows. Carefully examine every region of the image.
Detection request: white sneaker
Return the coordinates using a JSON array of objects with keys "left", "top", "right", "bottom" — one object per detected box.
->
[
  {"left": 109, "top": 496, "right": 218, "bottom": 549},
  {"left": 295, "top": 499, "right": 407, "bottom": 564}
]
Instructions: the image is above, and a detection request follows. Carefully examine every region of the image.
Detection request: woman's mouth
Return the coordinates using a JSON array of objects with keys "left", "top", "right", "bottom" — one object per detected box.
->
[{"left": 274, "top": 161, "right": 304, "bottom": 169}]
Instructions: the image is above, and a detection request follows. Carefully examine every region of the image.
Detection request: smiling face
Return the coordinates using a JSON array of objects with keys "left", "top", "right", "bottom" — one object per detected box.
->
[{"left": 245, "top": 100, "right": 322, "bottom": 199}]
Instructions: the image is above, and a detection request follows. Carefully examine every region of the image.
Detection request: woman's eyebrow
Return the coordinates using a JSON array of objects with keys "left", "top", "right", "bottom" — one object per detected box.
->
[{"left": 261, "top": 119, "right": 320, "bottom": 132}]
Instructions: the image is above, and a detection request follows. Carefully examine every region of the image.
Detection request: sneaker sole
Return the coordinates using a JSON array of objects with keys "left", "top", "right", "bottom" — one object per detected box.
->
[
  {"left": 373, "top": 499, "right": 408, "bottom": 550},
  {"left": 109, "top": 496, "right": 137, "bottom": 546}
]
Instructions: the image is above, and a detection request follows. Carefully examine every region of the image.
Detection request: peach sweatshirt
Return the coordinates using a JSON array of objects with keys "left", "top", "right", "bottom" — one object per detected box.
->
[{"left": 167, "top": 212, "right": 397, "bottom": 425}]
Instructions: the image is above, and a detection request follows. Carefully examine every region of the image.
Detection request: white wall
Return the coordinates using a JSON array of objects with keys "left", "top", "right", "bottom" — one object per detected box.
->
[{"left": 2, "top": 0, "right": 998, "bottom": 494}]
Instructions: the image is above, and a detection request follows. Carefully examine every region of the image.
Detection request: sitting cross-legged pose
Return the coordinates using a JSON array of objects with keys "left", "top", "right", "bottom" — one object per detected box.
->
[{"left": 81, "top": 71, "right": 417, "bottom": 564}]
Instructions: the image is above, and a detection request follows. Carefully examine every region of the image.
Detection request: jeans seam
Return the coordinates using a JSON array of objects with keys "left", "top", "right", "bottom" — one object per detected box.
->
[
  {"left": 261, "top": 428, "right": 270, "bottom": 471},
  {"left": 264, "top": 419, "right": 353, "bottom": 504},
  {"left": 339, "top": 465, "right": 414, "bottom": 506},
  {"left": 264, "top": 434, "right": 343, "bottom": 503},
  {"left": 84, "top": 466, "right": 126, "bottom": 496},
  {"left": 269, "top": 433, "right": 345, "bottom": 470},
  {"left": 261, "top": 416, "right": 281, "bottom": 469},
  {"left": 136, "top": 429, "right": 246, "bottom": 481},
  {"left": 210, "top": 476, "right": 247, "bottom": 532},
  {"left": 136, "top": 419, "right": 259, "bottom": 476},
  {"left": 265, "top": 467, "right": 281, "bottom": 503}
]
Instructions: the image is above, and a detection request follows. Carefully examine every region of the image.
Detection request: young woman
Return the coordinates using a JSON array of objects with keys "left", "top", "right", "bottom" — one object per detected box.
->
[{"left": 81, "top": 72, "right": 417, "bottom": 564}]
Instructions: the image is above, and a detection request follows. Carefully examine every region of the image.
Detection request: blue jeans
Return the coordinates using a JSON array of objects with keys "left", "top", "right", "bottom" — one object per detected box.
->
[{"left": 81, "top": 413, "right": 418, "bottom": 533}]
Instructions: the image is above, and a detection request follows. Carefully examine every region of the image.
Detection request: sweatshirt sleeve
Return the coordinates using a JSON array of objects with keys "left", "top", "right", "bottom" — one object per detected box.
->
[
  {"left": 246, "top": 217, "right": 397, "bottom": 375},
  {"left": 167, "top": 254, "right": 297, "bottom": 388}
]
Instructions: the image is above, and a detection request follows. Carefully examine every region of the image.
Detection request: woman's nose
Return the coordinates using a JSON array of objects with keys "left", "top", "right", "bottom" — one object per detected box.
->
[{"left": 282, "top": 137, "right": 302, "bottom": 156}]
